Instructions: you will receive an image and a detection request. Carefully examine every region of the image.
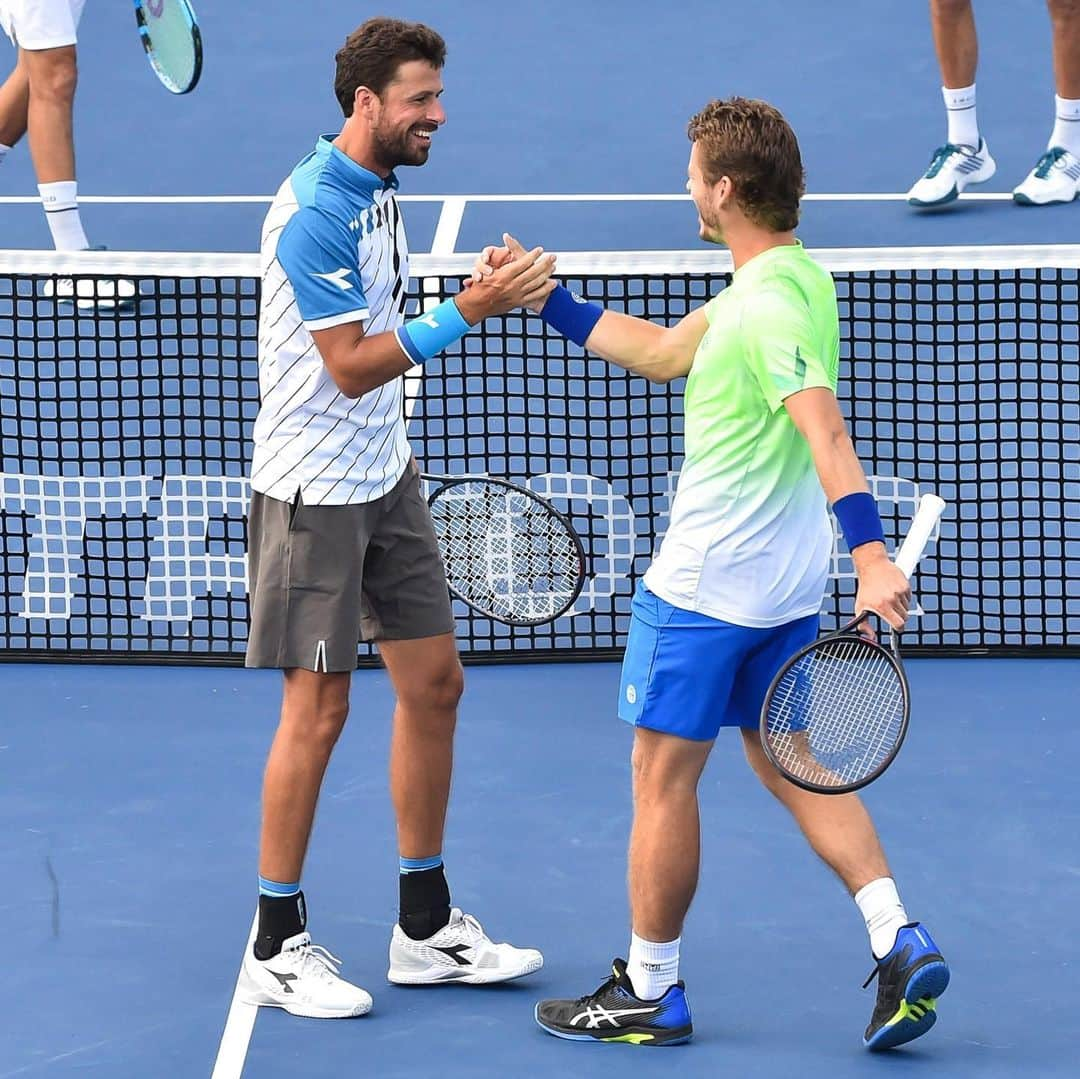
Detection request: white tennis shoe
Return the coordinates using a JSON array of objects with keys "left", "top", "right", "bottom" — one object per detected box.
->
[
  {"left": 907, "top": 140, "right": 996, "bottom": 207},
  {"left": 387, "top": 908, "right": 543, "bottom": 985},
  {"left": 239, "top": 931, "right": 373, "bottom": 1018},
  {"left": 1013, "top": 147, "right": 1080, "bottom": 205}
]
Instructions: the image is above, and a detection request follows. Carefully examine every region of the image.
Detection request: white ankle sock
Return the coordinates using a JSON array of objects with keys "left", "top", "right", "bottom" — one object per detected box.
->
[
  {"left": 1050, "top": 95, "right": 1080, "bottom": 155},
  {"left": 855, "top": 877, "right": 909, "bottom": 960},
  {"left": 39, "top": 180, "right": 89, "bottom": 250},
  {"left": 942, "top": 84, "right": 979, "bottom": 148},
  {"left": 626, "top": 932, "right": 680, "bottom": 1000}
]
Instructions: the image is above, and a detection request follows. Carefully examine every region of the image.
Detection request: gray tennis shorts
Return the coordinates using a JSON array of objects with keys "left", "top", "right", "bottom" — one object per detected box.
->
[{"left": 245, "top": 463, "right": 455, "bottom": 672}]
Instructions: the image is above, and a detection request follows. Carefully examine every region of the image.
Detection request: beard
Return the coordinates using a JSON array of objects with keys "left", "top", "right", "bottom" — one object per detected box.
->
[{"left": 370, "top": 123, "right": 431, "bottom": 172}]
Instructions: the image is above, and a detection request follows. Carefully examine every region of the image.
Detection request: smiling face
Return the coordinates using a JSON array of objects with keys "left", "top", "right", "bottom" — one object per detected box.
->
[{"left": 362, "top": 60, "right": 445, "bottom": 172}]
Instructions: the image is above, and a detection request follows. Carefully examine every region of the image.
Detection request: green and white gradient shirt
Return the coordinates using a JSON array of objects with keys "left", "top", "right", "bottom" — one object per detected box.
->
[{"left": 644, "top": 242, "right": 840, "bottom": 627}]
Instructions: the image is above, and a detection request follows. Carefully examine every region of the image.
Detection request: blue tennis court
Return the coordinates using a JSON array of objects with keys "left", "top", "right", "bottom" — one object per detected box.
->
[{"left": 2, "top": 2, "right": 1078, "bottom": 1077}]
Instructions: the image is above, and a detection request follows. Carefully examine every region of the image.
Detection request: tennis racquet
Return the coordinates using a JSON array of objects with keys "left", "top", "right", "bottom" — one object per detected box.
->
[
  {"left": 134, "top": 0, "right": 202, "bottom": 95},
  {"left": 424, "top": 474, "right": 586, "bottom": 627},
  {"left": 759, "top": 493, "right": 947, "bottom": 795}
]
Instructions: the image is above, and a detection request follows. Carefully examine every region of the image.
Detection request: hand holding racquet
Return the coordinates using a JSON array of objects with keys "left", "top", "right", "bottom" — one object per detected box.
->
[
  {"left": 134, "top": 0, "right": 202, "bottom": 95},
  {"left": 424, "top": 474, "right": 586, "bottom": 627},
  {"left": 759, "top": 494, "right": 947, "bottom": 794}
]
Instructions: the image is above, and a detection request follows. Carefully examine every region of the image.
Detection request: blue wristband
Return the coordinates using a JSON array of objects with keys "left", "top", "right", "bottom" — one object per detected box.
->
[
  {"left": 538, "top": 284, "right": 604, "bottom": 347},
  {"left": 833, "top": 492, "right": 885, "bottom": 552},
  {"left": 395, "top": 297, "right": 471, "bottom": 365}
]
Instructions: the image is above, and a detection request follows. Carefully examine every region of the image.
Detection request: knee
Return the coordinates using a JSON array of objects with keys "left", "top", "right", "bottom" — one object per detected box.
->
[
  {"left": 281, "top": 679, "right": 350, "bottom": 754},
  {"left": 931, "top": 0, "right": 973, "bottom": 19},
  {"left": 401, "top": 659, "right": 464, "bottom": 722},
  {"left": 1048, "top": 0, "right": 1080, "bottom": 27},
  {"left": 28, "top": 51, "right": 78, "bottom": 103},
  {"left": 631, "top": 742, "right": 696, "bottom": 805}
]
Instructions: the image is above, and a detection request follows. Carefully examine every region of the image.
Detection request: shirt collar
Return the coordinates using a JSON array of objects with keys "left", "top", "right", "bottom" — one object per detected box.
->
[{"left": 316, "top": 134, "right": 399, "bottom": 193}]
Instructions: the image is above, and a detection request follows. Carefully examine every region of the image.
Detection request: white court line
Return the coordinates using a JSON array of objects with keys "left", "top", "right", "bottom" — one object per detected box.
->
[
  {"left": 210, "top": 912, "right": 259, "bottom": 1079},
  {"left": 0, "top": 191, "right": 1019, "bottom": 204},
  {"left": 430, "top": 196, "right": 467, "bottom": 254}
]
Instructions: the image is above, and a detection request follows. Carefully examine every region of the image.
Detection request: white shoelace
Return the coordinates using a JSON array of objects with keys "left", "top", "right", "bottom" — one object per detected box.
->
[{"left": 283, "top": 940, "right": 344, "bottom": 982}]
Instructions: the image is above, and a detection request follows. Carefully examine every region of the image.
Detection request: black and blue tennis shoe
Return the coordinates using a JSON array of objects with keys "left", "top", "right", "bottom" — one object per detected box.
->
[
  {"left": 863, "top": 922, "right": 950, "bottom": 1051},
  {"left": 535, "top": 958, "right": 692, "bottom": 1046}
]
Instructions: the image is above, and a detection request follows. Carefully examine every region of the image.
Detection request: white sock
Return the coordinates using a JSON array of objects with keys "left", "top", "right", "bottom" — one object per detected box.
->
[
  {"left": 626, "top": 932, "right": 680, "bottom": 1000},
  {"left": 1050, "top": 95, "right": 1080, "bottom": 155},
  {"left": 0, "top": 142, "right": 10, "bottom": 165},
  {"left": 942, "top": 83, "right": 979, "bottom": 148},
  {"left": 855, "top": 877, "right": 909, "bottom": 960},
  {"left": 38, "top": 180, "right": 89, "bottom": 251}
]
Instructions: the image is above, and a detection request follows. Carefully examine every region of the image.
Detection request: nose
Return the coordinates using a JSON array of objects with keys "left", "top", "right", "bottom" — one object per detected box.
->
[{"left": 430, "top": 99, "right": 446, "bottom": 126}]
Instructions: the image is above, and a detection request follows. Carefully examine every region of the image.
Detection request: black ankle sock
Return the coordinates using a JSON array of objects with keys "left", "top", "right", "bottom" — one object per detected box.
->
[
  {"left": 253, "top": 890, "right": 307, "bottom": 960},
  {"left": 398, "top": 865, "right": 451, "bottom": 941}
]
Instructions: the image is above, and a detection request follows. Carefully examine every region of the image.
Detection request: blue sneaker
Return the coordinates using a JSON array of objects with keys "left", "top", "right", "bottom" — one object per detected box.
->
[
  {"left": 863, "top": 923, "right": 950, "bottom": 1051},
  {"left": 535, "top": 958, "right": 692, "bottom": 1046}
]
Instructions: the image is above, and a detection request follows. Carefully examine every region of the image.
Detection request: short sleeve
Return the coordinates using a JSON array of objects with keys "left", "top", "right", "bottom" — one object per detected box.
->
[
  {"left": 740, "top": 284, "right": 834, "bottom": 412},
  {"left": 276, "top": 207, "right": 369, "bottom": 330}
]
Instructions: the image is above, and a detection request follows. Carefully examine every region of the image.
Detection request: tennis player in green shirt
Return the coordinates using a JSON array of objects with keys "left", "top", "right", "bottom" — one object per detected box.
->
[{"left": 473, "top": 96, "right": 950, "bottom": 1052}]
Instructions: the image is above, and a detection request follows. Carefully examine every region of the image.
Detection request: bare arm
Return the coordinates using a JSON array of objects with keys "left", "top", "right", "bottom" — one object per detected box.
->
[
  {"left": 312, "top": 248, "right": 556, "bottom": 399},
  {"left": 784, "top": 387, "right": 911, "bottom": 629},
  {"left": 579, "top": 306, "right": 709, "bottom": 384}
]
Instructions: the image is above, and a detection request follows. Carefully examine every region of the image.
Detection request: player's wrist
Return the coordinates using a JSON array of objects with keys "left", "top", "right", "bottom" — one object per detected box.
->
[
  {"left": 833, "top": 492, "right": 885, "bottom": 554},
  {"left": 851, "top": 541, "right": 889, "bottom": 569},
  {"left": 394, "top": 297, "right": 472, "bottom": 366},
  {"left": 538, "top": 284, "right": 604, "bottom": 347}
]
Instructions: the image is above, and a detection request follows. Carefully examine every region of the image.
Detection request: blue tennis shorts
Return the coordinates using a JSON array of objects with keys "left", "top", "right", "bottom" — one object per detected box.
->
[{"left": 618, "top": 581, "right": 820, "bottom": 741}]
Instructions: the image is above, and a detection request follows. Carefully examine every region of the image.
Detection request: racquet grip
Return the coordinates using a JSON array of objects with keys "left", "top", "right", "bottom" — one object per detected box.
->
[{"left": 894, "top": 494, "right": 947, "bottom": 579}]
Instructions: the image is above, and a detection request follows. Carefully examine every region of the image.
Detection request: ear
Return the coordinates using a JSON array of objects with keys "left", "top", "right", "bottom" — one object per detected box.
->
[
  {"left": 353, "top": 85, "right": 377, "bottom": 118},
  {"left": 714, "top": 175, "right": 733, "bottom": 210}
]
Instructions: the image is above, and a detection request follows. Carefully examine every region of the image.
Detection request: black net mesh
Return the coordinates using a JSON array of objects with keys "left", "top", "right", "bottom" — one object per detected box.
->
[{"left": 1, "top": 252, "right": 1076, "bottom": 662}]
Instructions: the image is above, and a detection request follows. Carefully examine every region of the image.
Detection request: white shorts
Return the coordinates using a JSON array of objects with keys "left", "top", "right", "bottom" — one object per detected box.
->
[{"left": 0, "top": 0, "right": 86, "bottom": 50}]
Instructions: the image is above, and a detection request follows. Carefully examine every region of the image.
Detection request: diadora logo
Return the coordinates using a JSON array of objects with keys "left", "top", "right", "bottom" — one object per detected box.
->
[
  {"left": 416, "top": 311, "right": 441, "bottom": 330},
  {"left": 311, "top": 268, "right": 353, "bottom": 290}
]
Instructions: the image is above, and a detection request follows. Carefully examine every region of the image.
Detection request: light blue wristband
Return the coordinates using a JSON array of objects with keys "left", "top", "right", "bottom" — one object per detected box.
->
[{"left": 395, "top": 298, "right": 471, "bottom": 365}]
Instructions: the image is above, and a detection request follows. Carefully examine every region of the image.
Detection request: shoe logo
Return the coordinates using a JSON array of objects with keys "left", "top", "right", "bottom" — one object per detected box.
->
[
  {"left": 570, "top": 1004, "right": 660, "bottom": 1029},
  {"left": 270, "top": 970, "right": 298, "bottom": 994},
  {"left": 310, "top": 268, "right": 354, "bottom": 290},
  {"left": 431, "top": 944, "right": 473, "bottom": 966}
]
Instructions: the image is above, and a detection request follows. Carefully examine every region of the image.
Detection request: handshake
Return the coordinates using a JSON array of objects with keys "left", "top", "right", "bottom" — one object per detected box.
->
[{"left": 455, "top": 233, "right": 557, "bottom": 324}]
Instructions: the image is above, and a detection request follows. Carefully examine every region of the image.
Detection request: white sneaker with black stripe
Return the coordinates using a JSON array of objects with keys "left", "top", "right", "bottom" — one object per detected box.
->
[
  {"left": 1013, "top": 147, "right": 1080, "bottom": 204},
  {"left": 387, "top": 908, "right": 543, "bottom": 985},
  {"left": 239, "top": 931, "right": 373, "bottom": 1018},
  {"left": 907, "top": 140, "right": 996, "bottom": 207}
]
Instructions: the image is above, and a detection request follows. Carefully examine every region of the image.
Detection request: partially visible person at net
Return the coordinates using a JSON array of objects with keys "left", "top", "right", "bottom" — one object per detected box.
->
[
  {"left": 473, "top": 97, "right": 950, "bottom": 1051},
  {"left": 0, "top": 1, "right": 95, "bottom": 248},
  {"left": 908, "top": 0, "right": 1080, "bottom": 206},
  {"left": 239, "top": 17, "right": 555, "bottom": 1018}
]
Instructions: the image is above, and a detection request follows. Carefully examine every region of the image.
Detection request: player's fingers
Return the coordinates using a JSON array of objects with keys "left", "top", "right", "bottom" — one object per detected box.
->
[
  {"left": 503, "top": 233, "right": 529, "bottom": 259},
  {"left": 513, "top": 251, "right": 557, "bottom": 287}
]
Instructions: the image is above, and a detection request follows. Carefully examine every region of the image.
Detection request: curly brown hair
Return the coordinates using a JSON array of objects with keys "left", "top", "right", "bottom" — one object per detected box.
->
[
  {"left": 334, "top": 18, "right": 447, "bottom": 117},
  {"left": 687, "top": 97, "right": 805, "bottom": 231}
]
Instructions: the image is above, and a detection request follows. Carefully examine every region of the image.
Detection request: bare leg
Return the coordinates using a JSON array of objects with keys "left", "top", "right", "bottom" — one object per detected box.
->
[
  {"left": 259, "top": 668, "right": 351, "bottom": 882},
  {"left": 741, "top": 727, "right": 891, "bottom": 894},
  {"left": 0, "top": 52, "right": 29, "bottom": 147},
  {"left": 628, "top": 727, "right": 713, "bottom": 941},
  {"left": 1048, "top": 0, "right": 1080, "bottom": 98},
  {"left": 930, "top": 0, "right": 978, "bottom": 87},
  {"left": 378, "top": 633, "right": 463, "bottom": 859},
  {"left": 22, "top": 45, "right": 77, "bottom": 182}
]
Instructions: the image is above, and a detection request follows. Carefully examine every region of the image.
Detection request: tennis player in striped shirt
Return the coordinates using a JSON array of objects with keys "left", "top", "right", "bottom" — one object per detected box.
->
[{"left": 239, "top": 18, "right": 556, "bottom": 1018}]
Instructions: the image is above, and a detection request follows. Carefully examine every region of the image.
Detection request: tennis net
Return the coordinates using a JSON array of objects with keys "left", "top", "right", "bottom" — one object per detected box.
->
[{"left": 1, "top": 245, "right": 1076, "bottom": 663}]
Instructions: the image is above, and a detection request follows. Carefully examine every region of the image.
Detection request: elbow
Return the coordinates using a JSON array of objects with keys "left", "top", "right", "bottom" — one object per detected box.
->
[{"left": 334, "top": 377, "right": 369, "bottom": 400}]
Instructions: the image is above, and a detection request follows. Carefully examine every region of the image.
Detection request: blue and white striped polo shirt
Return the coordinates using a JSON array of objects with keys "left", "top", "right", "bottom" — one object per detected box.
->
[{"left": 250, "top": 135, "right": 411, "bottom": 505}]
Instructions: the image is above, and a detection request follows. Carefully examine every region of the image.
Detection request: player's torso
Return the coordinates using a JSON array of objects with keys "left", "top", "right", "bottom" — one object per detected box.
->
[{"left": 251, "top": 147, "right": 411, "bottom": 506}]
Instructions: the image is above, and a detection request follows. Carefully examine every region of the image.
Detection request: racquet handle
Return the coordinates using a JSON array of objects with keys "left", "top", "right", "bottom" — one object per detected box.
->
[{"left": 894, "top": 494, "right": 947, "bottom": 579}]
